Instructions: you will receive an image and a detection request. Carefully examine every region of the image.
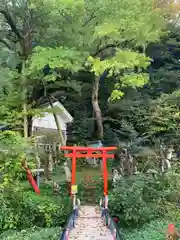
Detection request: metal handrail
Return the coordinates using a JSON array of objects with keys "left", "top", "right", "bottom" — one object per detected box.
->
[
  {"left": 106, "top": 212, "right": 122, "bottom": 240},
  {"left": 60, "top": 197, "right": 122, "bottom": 240},
  {"left": 100, "top": 198, "right": 122, "bottom": 240},
  {"left": 59, "top": 204, "right": 79, "bottom": 240}
]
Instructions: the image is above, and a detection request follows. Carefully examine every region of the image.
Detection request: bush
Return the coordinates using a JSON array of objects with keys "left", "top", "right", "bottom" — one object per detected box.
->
[
  {"left": 123, "top": 219, "right": 168, "bottom": 240},
  {"left": 0, "top": 189, "right": 72, "bottom": 233},
  {"left": 0, "top": 227, "right": 59, "bottom": 240},
  {"left": 0, "top": 131, "right": 36, "bottom": 188},
  {"left": 21, "top": 191, "right": 71, "bottom": 228},
  {"left": 0, "top": 131, "right": 25, "bottom": 189},
  {"left": 0, "top": 131, "right": 72, "bottom": 234},
  {"left": 0, "top": 194, "right": 20, "bottom": 232},
  {"left": 123, "top": 219, "right": 180, "bottom": 240},
  {"left": 157, "top": 171, "right": 180, "bottom": 222},
  {"left": 108, "top": 174, "right": 166, "bottom": 227},
  {"left": 109, "top": 171, "right": 180, "bottom": 228}
]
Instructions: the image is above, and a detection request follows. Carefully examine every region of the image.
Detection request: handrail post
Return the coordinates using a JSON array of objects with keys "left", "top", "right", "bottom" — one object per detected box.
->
[
  {"left": 71, "top": 149, "right": 76, "bottom": 196},
  {"left": 102, "top": 150, "right": 108, "bottom": 209},
  {"left": 105, "top": 195, "right": 108, "bottom": 209},
  {"left": 65, "top": 228, "right": 69, "bottom": 240},
  {"left": 108, "top": 217, "right": 111, "bottom": 227},
  {"left": 73, "top": 194, "right": 76, "bottom": 209},
  {"left": 72, "top": 195, "right": 77, "bottom": 227},
  {"left": 113, "top": 228, "right": 116, "bottom": 240}
]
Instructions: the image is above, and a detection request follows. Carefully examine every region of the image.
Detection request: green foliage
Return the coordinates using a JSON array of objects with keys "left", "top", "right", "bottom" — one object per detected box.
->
[
  {"left": 0, "top": 1, "right": 179, "bottom": 237},
  {"left": 88, "top": 51, "right": 151, "bottom": 101},
  {"left": 124, "top": 218, "right": 180, "bottom": 240},
  {"left": 0, "top": 189, "right": 71, "bottom": 233},
  {"left": 0, "top": 131, "right": 28, "bottom": 190},
  {"left": 29, "top": 46, "right": 88, "bottom": 74},
  {"left": 0, "top": 0, "right": 168, "bottom": 139},
  {"left": 158, "top": 171, "right": 180, "bottom": 206},
  {"left": 0, "top": 194, "right": 20, "bottom": 231},
  {"left": 109, "top": 174, "right": 162, "bottom": 227},
  {"left": 124, "top": 219, "right": 168, "bottom": 240},
  {"left": 88, "top": 51, "right": 151, "bottom": 76},
  {"left": 21, "top": 192, "right": 71, "bottom": 228},
  {"left": 105, "top": 26, "right": 180, "bottom": 145},
  {"left": 0, "top": 227, "right": 59, "bottom": 240},
  {"left": 147, "top": 90, "right": 180, "bottom": 142},
  {"left": 26, "top": 0, "right": 166, "bottom": 104},
  {"left": 109, "top": 172, "right": 180, "bottom": 227}
]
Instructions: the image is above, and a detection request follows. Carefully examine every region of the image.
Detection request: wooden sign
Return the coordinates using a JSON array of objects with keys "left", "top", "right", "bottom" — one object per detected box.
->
[{"left": 71, "top": 185, "right": 78, "bottom": 194}]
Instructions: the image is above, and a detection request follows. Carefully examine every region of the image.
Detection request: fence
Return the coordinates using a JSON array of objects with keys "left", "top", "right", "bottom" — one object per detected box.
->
[{"left": 59, "top": 208, "right": 78, "bottom": 240}]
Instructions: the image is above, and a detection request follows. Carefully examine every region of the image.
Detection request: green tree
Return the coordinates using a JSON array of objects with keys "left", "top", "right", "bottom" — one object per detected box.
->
[
  {"left": 0, "top": 0, "right": 72, "bottom": 142},
  {"left": 28, "top": 0, "right": 167, "bottom": 139},
  {"left": 0, "top": 0, "right": 48, "bottom": 137}
]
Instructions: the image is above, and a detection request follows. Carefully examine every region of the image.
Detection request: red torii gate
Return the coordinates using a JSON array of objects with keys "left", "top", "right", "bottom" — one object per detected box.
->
[{"left": 60, "top": 146, "right": 117, "bottom": 198}]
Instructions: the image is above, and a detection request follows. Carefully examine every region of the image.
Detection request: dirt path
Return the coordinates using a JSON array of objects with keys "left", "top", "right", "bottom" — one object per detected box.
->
[{"left": 69, "top": 205, "right": 113, "bottom": 240}]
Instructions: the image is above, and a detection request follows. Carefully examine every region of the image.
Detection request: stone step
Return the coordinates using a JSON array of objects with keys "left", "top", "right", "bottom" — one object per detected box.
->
[{"left": 69, "top": 205, "right": 113, "bottom": 240}]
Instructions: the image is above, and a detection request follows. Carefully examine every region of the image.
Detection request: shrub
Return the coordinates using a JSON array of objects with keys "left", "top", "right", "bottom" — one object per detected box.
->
[
  {"left": 108, "top": 174, "right": 165, "bottom": 227},
  {"left": 123, "top": 219, "right": 180, "bottom": 240},
  {"left": 0, "top": 131, "right": 72, "bottom": 233},
  {"left": 0, "top": 227, "right": 59, "bottom": 240},
  {"left": 109, "top": 171, "right": 180, "bottom": 228},
  {"left": 0, "top": 131, "right": 36, "bottom": 188},
  {"left": 0, "top": 189, "right": 72, "bottom": 233},
  {"left": 157, "top": 171, "right": 180, "bottom": 222},
  {"left": 123, "top": 219, "right": 168, "bottom": 240},
  {"left": 0, "top": 194, "right": 20, "bottom": 232},
  {"left": 0, "top": 131, "right": 24, "bottom": 189},
  {"left": 21, "top": 191, "right": 71, "bottom": 228}
]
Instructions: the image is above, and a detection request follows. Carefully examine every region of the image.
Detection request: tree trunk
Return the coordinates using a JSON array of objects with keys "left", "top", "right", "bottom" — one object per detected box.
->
[
  {"left": 23, "top": 102, "right": 28, "bottom": 138},
  {"left": 44, "top": 155, "right": 50, "bottom": 181},
  {"left": 47, "top": 94, "right": 65, "bottom": 145},
  {"left": 21, "top": 59, "right": 28, "bottom": 138},
  {"left": 28, "top": 116, "right": 32, "bottom": 137},
  {"left": 160, "top": 145, "right": 172, "bottom": 173},
  {"left": 34, "top": 139, "right": 41, "bottom": 188},
  {"left": 164, "top": 146, "right": 173, "bottom": 170},
  {"left": 91, "top": 76, "right": 103, "bottom": 139},
  {"left": 48, "top": 152, "right": 53, "bottom": 180}
]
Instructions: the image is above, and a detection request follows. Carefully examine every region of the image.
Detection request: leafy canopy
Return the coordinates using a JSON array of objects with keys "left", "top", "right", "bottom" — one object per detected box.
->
[{"left": 28, "top": 0, "right": 166, "bottom": 101}]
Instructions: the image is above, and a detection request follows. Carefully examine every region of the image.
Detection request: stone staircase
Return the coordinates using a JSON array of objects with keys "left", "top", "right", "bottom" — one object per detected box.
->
[
  {"left": 82, "top": 187, "right": 96, "bottom": 204},
  {"left": 81, "top": 176, "right": 100, "bottom": 204},
  {"left": 69, "top": 205, "right": 113, "bottom": 240}
]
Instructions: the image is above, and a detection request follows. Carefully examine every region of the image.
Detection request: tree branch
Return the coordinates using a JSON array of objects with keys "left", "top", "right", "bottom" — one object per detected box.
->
[
  {"left": 82, "top": 10, "right": 96, "bottom": 27},
  {"left": 0, "top": 10, "right": 22, "bottom": 40},
  {"left": 92, "top": 43, "right": 119, "bottom": 57},
  {"left": 0, "top": 38, "right": 12, "bottom": 49},
  {"left": 60, "top": 11, "right": 72, "bottom": 23},
  {"left": 92, "top": 38, "right": 135, "bottom": 57}
]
